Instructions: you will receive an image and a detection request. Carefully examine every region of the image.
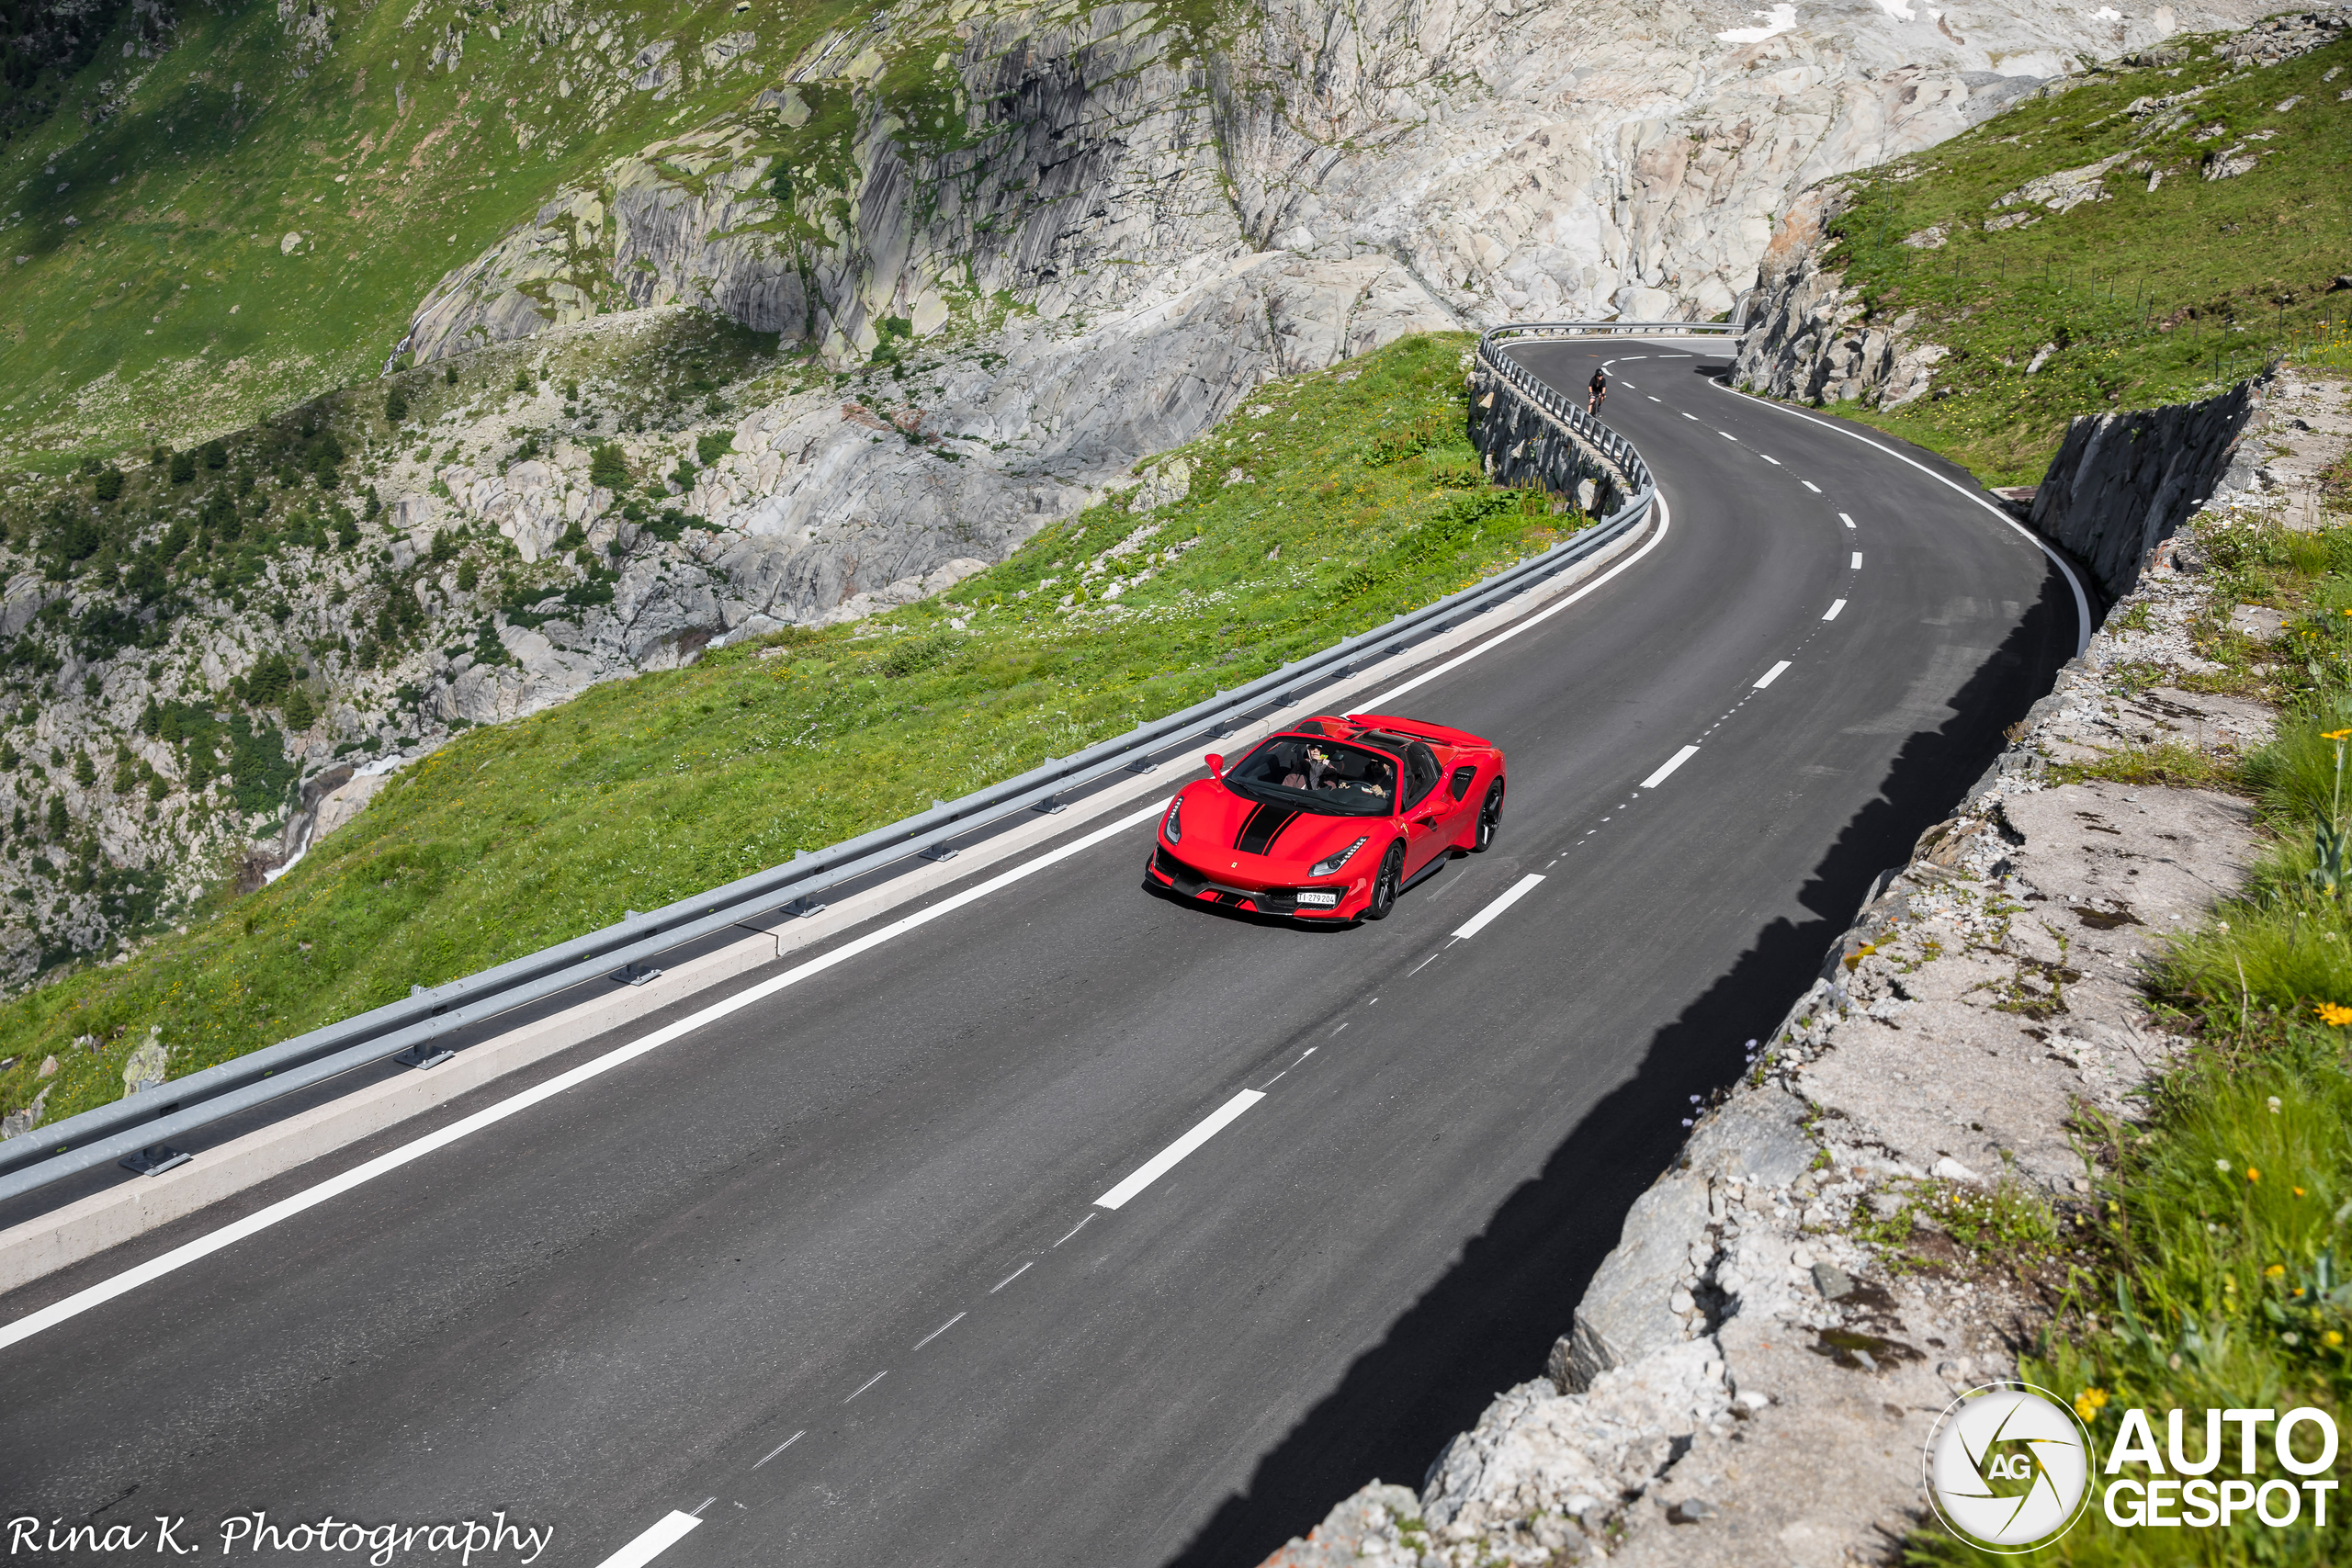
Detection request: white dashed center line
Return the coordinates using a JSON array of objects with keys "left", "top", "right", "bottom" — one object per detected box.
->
[
  {"left": 1839, "top": 512, "right": 1856, "bottom": 528},
  {"left": 1801, "top": 480, "right": 1821, "bottom": 493},
  {"left": 1754, "top": 660, "right": 1792, "bottom": 689},
  {"left": 1823, "top": 599, "right": 1847, "bottom": 621},
  {"left": 913, "top": 1313, "right": 967, "bottom": 1349},
  {"left": 1452, "top": 874, "right": 1545, "bottom": 941},
  {"left": 1851, "top": 552, "right": 1863, "bottom": 569},
  {"left": 1759, "top": 455, "right": 1781, "bottom": 466},
  {"left": 1640, "top": 745, "right": 1701, "bottom": 789},
  {"left": 844, "top": 1371, "right": 888, "bottom": 1402},
  {"left": 1093, "top": 1090, "right": 1266, "bottom": 1211},
  {"left": 752, "top": 1431, "right": 806, "bottom": 1470},
  {"left": 594, "top": 1512, "right": 701, "bottom": 1568}
]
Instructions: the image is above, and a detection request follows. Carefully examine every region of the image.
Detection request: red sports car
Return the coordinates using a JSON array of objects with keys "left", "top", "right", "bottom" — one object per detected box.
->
[{"left": 1144, "top": 713, "right": 1507, "bottom": 921}]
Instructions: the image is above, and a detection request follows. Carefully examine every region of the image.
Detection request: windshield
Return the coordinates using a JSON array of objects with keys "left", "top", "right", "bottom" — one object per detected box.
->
[{"left": 1223, "top": 735, "right": 1397, "bottom": 817}]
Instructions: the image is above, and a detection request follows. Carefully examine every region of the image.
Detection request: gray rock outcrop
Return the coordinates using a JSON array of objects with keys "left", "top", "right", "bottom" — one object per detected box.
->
[
  {"left": 2029, "top": 378, "right": 2262, "bottom": 598},
  {"left": 1729, "top": 185, "right": 1948, "bottom": 410}
]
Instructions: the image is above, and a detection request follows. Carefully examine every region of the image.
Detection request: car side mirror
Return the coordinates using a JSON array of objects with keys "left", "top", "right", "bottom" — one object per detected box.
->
[{"left": 1204, "top": 752, "right": 1224, "bottom": 778}]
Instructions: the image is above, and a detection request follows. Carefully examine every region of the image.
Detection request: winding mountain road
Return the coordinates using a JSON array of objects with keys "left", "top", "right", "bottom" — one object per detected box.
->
[{"left": 0, "top": 342, "right": 2086, "bottom": 1567}]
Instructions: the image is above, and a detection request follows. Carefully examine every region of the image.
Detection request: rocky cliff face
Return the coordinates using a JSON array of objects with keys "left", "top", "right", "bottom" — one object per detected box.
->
[
  {"left": 397, "top": 0, "right": 2282, "bottom": 629},
  {"left": 1726, "top": 182, "right": 1951, "bottom": 410}
]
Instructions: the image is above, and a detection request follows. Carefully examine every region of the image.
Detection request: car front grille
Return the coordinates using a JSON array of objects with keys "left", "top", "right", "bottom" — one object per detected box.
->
[
  {"left": 1153, "top": 846, "right": 1206, "bottom": 895},
  {"left": 1156, "top": 849, "right": 1341, "bottom": 915}
]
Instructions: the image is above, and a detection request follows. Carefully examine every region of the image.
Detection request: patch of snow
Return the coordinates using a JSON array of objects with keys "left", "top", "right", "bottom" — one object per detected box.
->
[{"left": 1717, "top": 4, "right": 1799, "bottom": 44}]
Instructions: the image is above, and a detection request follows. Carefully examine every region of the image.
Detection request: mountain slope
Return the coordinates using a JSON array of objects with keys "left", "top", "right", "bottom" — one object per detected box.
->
[
  {"left": 1734, "top": 9, "right": 2351, "bottom": 482},
  {"left": 0, "top": 0, "right": 877, "bottom": 462}
]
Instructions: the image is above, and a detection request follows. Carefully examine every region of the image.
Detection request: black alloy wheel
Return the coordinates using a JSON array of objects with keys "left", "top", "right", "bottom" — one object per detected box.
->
[
  {"left": 1363, "top": 841, "right": 1406, "bottom": 921},
  {"left": 1473, "top": 779, "right": 1505, "bottom": 852}
]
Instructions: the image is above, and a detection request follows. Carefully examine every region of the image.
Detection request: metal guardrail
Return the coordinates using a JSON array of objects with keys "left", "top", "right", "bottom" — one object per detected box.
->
[
  {"left": 1476, "top": 322, "right": 1736, "bottom": 484},
  {"left": 0, "top": 326, "right": 1672, "bottom": 1210}
]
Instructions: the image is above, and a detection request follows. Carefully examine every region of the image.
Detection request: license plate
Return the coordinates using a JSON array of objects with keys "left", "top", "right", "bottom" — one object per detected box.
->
[{"left": 1297, "top": 890, "right": 1339, "bottom": 907}]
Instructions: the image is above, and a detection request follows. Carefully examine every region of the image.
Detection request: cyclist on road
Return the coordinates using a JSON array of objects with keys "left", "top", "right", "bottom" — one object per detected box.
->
[{"left": 1587, "top": 365, "right": 1609, "bottom": 415}]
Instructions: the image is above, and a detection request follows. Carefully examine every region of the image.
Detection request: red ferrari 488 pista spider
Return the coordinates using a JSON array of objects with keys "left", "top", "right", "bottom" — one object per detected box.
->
[{"left": 1143, "top": 713, "right": 1506, "bottom": 922}]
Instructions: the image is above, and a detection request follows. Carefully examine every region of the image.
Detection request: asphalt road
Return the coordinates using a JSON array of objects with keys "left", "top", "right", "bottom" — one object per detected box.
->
[{"left": 0, "top": 344, "right": 2086, "bottom": 1568}]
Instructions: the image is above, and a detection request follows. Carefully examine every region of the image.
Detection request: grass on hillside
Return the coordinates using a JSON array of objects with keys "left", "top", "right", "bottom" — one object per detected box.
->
[
  {"left": 1812, "top": 28, "right": 2352, "bottom": 485},
  {"left": 0, "top": 330, "right": 1598, "bottom": 1130},
  {"left": 1909, "top": 516, "right": 2352, "bottom": 1565},
  {"left": 0, "top": 0, "right": 885, "bottom": 460}
]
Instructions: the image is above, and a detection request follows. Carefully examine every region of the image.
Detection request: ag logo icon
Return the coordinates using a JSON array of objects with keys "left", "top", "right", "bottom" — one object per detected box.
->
[{"left": 1923, "top": 1382, "right": 2093, "bottom": 1551}]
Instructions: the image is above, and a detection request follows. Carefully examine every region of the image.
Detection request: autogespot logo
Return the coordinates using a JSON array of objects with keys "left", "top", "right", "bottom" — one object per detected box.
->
[{"left": 1924, "top": 1382, "right": 2094, "bottom": 1552}]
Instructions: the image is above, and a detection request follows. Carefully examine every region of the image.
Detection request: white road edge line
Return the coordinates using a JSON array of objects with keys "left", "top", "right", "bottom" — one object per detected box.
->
[
  {"left": 593, "top": 1510, "right": 701, "bottom": 1568},
  {"left": 1823, "top": 599, "right": 1847, "bottom": 621},
  {"left": 1710, "top": 381, "right": 2092, "bottom": 656},
  {"left": 1363, "top": 491, "right": 1670, "bottom": 709},
  {"left": 1452, "top": 874, "right": 1544, "bottom": 941},
  {"left": 1093, "top": 1089, "right": 1265, "bottom": 1212},
  {"left": 1640, "top": 745, "right": 1701, "bottom": 789},
  {"left": 1754, "top": 660, "right": 1792, "bottom": 689},
  {"left": 0, "top": 797, "right": 1170, "bottom": 1353}
]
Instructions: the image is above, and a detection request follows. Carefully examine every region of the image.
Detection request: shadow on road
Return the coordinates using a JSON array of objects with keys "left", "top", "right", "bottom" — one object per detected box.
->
[{"left": 1159, "top": 560, "right": 2079, "bottom": 1568}]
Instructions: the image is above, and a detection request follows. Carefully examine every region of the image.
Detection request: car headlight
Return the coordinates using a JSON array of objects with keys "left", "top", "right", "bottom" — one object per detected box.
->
[
  {"left": 1164, "top": 796, "right": 1182, "bottom": 844},
  {"left": 1310, "top": 837, "right": 1369, "bottom": 877}
]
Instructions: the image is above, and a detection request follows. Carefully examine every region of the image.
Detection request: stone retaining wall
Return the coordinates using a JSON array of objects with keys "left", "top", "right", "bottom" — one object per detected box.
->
[
  {"left": 2030, "top": 378, "right": 2266, "bottom": 598},
  {"left": 1465, "top": 354, "right": 1639, "bottom": 519}
]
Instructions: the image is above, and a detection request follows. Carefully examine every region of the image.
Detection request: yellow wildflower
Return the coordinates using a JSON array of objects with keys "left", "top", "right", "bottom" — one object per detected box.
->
[
  {"left": 2316, "top": 1002, "right": 2352, "bottom": 1027},
  {"left": 2075, "top": 1389, "right": 2109, "bottom": 1420},
  {"left": 2328, "top": 728, "right": 2352, "bottom": 739},
  {"left": 2328, "top": 1331, "right": 2345, "bottom": 1348},
  {"left": 2248, "top": 1168, "right": 2262, "bottom": 1183},
  {"left": 2267, "top": 1264, "right": 2288, "bottom": 1278}
]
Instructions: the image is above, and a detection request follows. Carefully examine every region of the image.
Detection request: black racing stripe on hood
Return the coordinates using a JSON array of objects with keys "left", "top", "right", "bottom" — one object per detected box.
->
[{"left": 1235, "top": 802, "right": 1301, "bottom": 856}]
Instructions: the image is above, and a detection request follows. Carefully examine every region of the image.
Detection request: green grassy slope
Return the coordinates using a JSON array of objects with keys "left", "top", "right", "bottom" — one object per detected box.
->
[
  {"left": 0, "top": 0, "right": 881, "bottom": 465},
  {"left": 1810, "top": 27, "right": 2352, "bottom": 485},
  {"left": 0, "top": 330, "right": 1589, "bottom": 1128}
]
